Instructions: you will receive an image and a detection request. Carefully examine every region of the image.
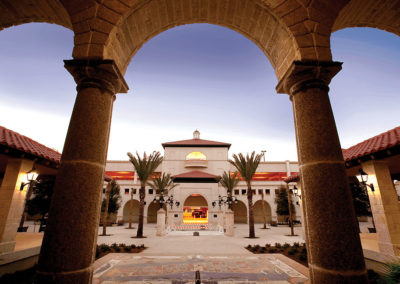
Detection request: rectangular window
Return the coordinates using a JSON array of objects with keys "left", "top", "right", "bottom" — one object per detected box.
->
[
  {"left": 131, "top": 188, "right": 136, "bottom": 194},
  {"left": 234, "top": 189, "right": 239, "bottom": 195},
  {"left": 258, "top": 189, "right": 263, "bottom": 195},
  {"left": 148, "top": 189, "right": 154, "bottom": 195},
  {"left": 252, "top": 190, "right": 256, "bottom": 195},
  {"left": 265, "top": 189, "right": 270, "bottom": 195},
  {"left": 102, "top": 188, "right": 105, "bottom": 194},
  {"left": 241, "top": 189, "right": 246, "bottom": 195},
  {"left": 125, "top": 188, "right": 129, "bottom": 194}
]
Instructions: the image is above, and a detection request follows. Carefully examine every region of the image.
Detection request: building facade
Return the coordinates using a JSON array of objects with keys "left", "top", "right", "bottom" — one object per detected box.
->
[{"left": 105, "top": 131, "right": 300, "bottom": 226}]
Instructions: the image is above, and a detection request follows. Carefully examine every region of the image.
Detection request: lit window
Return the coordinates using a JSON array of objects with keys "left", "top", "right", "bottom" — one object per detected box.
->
[{"left": 186, "top": 151, "right": 207, "bottom": 160}]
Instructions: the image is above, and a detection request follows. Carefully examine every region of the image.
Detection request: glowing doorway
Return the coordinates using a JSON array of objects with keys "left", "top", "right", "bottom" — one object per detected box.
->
[{"left": 183, "top": 194, "right": 208, "bottom": 224}]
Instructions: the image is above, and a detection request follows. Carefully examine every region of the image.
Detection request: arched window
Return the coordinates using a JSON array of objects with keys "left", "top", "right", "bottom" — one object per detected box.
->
[{"left": 186, "top": 151, "right": 207, "bottom": 160}]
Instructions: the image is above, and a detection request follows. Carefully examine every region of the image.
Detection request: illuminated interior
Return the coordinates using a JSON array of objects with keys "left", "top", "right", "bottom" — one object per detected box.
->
[
  {"left": 183, "top": 207, "right": 208, "bottom": 224},
  {"left": 183, "top": 194, "right": 208, "bottom": 224},
  {"left": 186, "top": 151, "right": 207, "bottom": 160}
]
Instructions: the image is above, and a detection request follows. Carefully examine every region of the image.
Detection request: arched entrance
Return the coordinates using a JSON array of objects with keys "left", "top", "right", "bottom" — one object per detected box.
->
[
  {"left": 232, "top": 200, "right": 247, "bottom": 224},
  {"left": 253, "top": 200, "right": 272, "bottom": 223},
  {"left": 123, "top": 199, "right": 140, "bottom": 223},
  {"left": 147, "top": 202, "right": 167, "bottom": 223},
  {"left": 183, "top": 194, "right": 208, "bottom": 224}
]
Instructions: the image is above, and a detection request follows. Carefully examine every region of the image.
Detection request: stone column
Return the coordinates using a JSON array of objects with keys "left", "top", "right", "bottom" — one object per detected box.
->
[
  {"left": 277, "top": 61, "right": 368, "bottom": 283},
  {"left": 0, "top": 159, "right": 34, "bottom": 253},
  {"left": 225, "top": 210, "right": 234, "bottom": 237},
  {"left": 156, "top": 209, "right": 166, "bottom": 236},
  {"left": 35, "top": 60, "right": 128, "bottom": 284},
  {"left": 362, "top": 160, "right": 400, "bottom": 255}
]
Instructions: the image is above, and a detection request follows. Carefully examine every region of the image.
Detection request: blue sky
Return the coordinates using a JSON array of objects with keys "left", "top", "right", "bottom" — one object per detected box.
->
[{"left": 0, "top": 23, "right": 399, "bottom": 161}]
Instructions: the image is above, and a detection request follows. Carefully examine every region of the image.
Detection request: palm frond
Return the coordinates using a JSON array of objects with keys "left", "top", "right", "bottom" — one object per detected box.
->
[
  {"left": 127, "top": 151, "right": 163, "bottom": 185},
  {"left": 229, "top": 151, "right": 262, "bottom": 182},
  {"left": 219, "top": 171, "right": 240, "bottom": 194}
]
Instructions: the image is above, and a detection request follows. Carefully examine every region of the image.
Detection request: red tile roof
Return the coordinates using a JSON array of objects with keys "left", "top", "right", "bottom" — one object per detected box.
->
[
  {"left": 172, "top": 170, "right": 217, "bottom": 179},
  {"left": 0, "top": 125, "right": 61, "bottom": 163},
  {"left": 285, "top": 126, "right": 400, "bottom": 182},
  {"left": 284, "top": 173, "right": 300, "bottom": 183},
  {"left": 162, "top": 138, "right": 231, "bottom": 148},
  {"left": 342, "top": 126, "right": 400, "bottom": 161}
]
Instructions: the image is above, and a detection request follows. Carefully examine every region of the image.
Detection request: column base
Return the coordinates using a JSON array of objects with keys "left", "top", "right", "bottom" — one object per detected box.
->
[
  {"left": 0, "top": 241, "right": 16, "bottom": 253},
  {"left": 35, "top": 265, "right": 93, "bottom": 284},
  {"left": 310, "top": 265, "right": 368, "bottom": 283}
]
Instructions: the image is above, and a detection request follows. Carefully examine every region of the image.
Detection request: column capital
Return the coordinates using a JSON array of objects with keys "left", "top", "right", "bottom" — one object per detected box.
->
[
  {"left": 64, "top": 59, "right": 129, "bottom": 94},
  {"left": 276, "top": 61, "right": 342, "bottom": 95}
]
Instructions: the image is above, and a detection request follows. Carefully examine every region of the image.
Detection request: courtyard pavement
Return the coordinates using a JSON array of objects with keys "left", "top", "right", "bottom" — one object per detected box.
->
[
  {"left": 16, "top": 221, "right": 377, "bottom": 283},
  {"left": 93, "top": 224, "right": 308, "bottom": 283},
  {"left": 97, "top": 224, "right": 305, "bottom": 256}
]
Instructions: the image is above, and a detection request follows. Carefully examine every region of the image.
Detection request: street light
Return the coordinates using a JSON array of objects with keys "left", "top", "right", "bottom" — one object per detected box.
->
[
  {"left": 211, "top": 195, "right": 238, "bottom": 209},
  {"left": 356, "top": 168, "right": 375, "bottom": 192},
  {"left": 153, "top": 191, "right": 180, "bottom": 209},
  {"left": 20, "top": 167, "right": 39, "bottom": 191},
  {"left": 356, "top": 168, "right": 376, "bottom": 232},
  {"left": 261, "top": 150, "right": 266, "bottom": 162}
]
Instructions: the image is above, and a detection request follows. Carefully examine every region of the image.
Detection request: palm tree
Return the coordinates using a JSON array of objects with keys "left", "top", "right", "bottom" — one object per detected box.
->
[
  {"left": 218, "top": 171, "right": 240, "bottom": 210},
  {"left": 229, "top": 151, "right": 262, "bottom": 238},
  {"left": 147, "top": 173, "right": 178, "bottom": 209},
  {"left": 100, "top": 179, "right": 121, "bottom": 236},
  {"left": 127, "top": 151, "right": 163, "bottom": 237}
]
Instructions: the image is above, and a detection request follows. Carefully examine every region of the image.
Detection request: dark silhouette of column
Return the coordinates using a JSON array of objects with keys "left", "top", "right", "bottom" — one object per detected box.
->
[
  {"left": 35, "top": 60, "right": 128, "bottom": 284},
  {"left": 277, "top": 61, "right": 368, "bottom": 283}
]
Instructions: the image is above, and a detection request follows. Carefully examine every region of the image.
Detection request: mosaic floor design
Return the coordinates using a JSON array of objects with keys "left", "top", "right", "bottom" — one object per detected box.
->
[{"left": 93, "top": 255, "right": 308, "bottom": 283}]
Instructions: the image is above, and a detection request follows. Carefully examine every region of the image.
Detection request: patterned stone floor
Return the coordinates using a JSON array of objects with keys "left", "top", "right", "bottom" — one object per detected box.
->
[{"left": 93, "top": 254, "right": 308, "bottom": 284}]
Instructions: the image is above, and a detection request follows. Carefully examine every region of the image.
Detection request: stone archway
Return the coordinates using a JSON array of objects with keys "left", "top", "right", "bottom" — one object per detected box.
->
[
  {"left": 26, "top": 0, "right": 394, "bottom": 281},
  {"left": 123, "top": 199, "right": 140, "bottom": 223},
  {"left": 253, "top": 200, "right": 272, "bottom": 223},
  {"left": 232, "top": 200, "right": 247, "bottom": 224},
  {"left": 147, "top": 202, "right": 167, "bottom": 223}
]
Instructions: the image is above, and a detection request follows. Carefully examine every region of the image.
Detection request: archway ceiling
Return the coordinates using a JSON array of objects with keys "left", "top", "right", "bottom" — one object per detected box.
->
[
  {"left": 332, "top": 0, "right": 400, "bottom": 37},
  {"left": 0, "top": 0, "right": 72, "bottom": 31},
  {"left": 1, "top": 0, "right": 399, "bottom": 82},
  {"left": 99, "top": 0, "right": 351, "bottom": 80}
]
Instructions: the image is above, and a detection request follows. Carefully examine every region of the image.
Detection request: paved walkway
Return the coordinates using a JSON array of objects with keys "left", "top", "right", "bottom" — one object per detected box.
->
[
  {"left": 93, "top": 254, "right": 309, "bottom": 284},
  {"left": 97, "top": 224, "right": 305, "bottom": 256},
  {"left": 94, "top": 224, "right": 308, "bottom": 283}
]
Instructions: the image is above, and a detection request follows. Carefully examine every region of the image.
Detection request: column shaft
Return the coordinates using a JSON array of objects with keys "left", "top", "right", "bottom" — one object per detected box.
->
[
  {"left": 277, "top": 61, "right": 368, "bottom": 283},
  {"left": 35, "top": 60, "right": 127, "bottom": 284},
  {"left": 362, "top": 160, "right": 400, "bottom": 255},
  {"left": 0, "top": 159, "right": 34, "bottom": 253}
]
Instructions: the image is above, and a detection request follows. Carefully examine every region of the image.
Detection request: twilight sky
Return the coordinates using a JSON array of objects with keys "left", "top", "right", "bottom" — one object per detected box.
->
[{"left": 0, "top": 23, "right": 399, "bottom": 161}]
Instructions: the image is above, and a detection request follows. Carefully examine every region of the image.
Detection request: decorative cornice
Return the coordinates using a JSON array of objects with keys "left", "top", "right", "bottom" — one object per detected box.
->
[
  {"left": 276, "top": 61, "right": 342, "bottom": 95},
  {"left": 64, "top": 59, "right": 129, "bottom": 94}
]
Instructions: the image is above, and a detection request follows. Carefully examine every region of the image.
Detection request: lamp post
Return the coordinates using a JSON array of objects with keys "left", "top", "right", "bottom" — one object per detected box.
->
[
  {"left": 212, "top": 195, "right": 238, "bottom": 209},
  {"left": 18, "top": 167, "right": 39, "bottom": 231},
  {"left": 292, "top": 185, "right": 301, "bottom": 205},
  {"left": 152, "top": 190, "right": 180, "bottom": 209},
  {"left": 261, "top": 150, "right": 266, "bottom": 162},
  {"left": 356, "top": 168, "right": 376, "bottom": 232}
]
